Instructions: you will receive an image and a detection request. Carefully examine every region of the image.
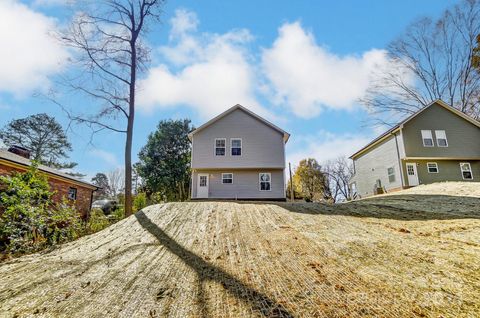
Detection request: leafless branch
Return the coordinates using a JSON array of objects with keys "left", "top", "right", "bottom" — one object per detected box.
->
[{"left": 361, "top": 0, "right": 480, "bottom": 125}]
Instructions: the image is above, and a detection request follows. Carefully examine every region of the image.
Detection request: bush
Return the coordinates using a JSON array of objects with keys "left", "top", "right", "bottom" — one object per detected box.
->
[
  {"left": 133, "top": 192, "right": 147, "bottom": 211},
  {"left": 0, "top": 165, "right": 127, "bottom": 256},
  {"left": 85, "top": 209, "right": 110, "bottom": 234},
  {"left": 46, "top": 200, "right": 83, "bottom": 245},
  {"left": 0, "top": 164, "right": 53, "bottom": 253}
]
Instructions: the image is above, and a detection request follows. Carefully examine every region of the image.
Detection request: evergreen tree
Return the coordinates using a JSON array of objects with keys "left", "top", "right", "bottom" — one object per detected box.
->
[
  {"left": 137, "top": 119, "right": 193, "bottom": 201},
  {"left": 0, "top": 114, "right": 77, "bottom": 170}
]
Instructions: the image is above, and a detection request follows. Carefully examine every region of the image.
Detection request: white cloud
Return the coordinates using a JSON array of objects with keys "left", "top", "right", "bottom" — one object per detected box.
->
[
  {"left": 89, "top": 149, "right": 120, "bottom": 168},
  {"left": 138, "top": 9, "right": 268, "bottom": 119},
  {"left": 169, "top": 8, "right": 199, "bottom": 40},
  {"left": 287, "top": 130, "right": 372, "bottom": 166},
  {"left": 140, "top": 10, "right": 409, "bottom": 122},
  {"left": 0, "top": 0, "right": 68, "bottom": 96},
  {"left": 262, "top": 22, "right": 397, "bottom": 118},
  {"left": 33, "top": 0, "right": 75, "bottom": 6}
]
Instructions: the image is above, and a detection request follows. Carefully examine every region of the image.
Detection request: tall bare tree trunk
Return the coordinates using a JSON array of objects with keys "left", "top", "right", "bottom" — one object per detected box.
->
[
  {"left": 57, "top": 0, "right": 164, "bottom": 218},
  {"left": 125, "top": 32, "right": 138, "bottom": 217}
]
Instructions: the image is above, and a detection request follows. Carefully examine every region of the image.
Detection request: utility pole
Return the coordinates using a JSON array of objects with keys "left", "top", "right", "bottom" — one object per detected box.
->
[{"left": 289, "top": 162, "right": 294, "bottom": 202}]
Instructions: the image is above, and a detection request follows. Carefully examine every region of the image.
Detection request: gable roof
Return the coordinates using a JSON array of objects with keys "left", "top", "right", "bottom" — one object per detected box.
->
[
  {"left": 350, "top": 99, "right": 480, "bottom": 159},
  {"left": 188, "top": 104, "right": 290, "bottom": 143},
  {"left": 0, "top": 149, "right": 98, "bottom": 189}
]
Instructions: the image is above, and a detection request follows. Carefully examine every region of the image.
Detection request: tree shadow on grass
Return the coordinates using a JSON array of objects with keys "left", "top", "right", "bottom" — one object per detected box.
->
[{"left": 134, "top": 211, "right": 294, "bottom": 318}]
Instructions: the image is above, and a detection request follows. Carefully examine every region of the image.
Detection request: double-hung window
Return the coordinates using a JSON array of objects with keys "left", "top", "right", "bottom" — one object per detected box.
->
[
  {"left": 68, "top": 187, "right": 77, "bottom": 200},
  {"left": 231, "top": 138, "right": 242, "bottom": 156},
  {"left": 427, "top": 162, "right": 439, "bottom": 173},
  {"left": 259, "top": 173, "right": 271, "bottom": 191},
  {"left": 387, "top": 167, "right": 395, "bottom": 183},
  {"left": 222, "top": 173, "right": 233, "bottom": 184},
  {"left": 421, "top": 130, "right": 434, "bottom": 147},
  {"left": 215, "top": 138, "right": 226, "bottom": 156},
  {"left": 460, "top": 163, "right": 473, "bottom": 180},
  {"left": 435, "top": 130, "right": 448, "bottom": 147}
]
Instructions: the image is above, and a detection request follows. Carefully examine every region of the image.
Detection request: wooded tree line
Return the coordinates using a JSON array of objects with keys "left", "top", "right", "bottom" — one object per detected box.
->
[{"left": 287, "top": 157, "right": 353, "bottom": 203}]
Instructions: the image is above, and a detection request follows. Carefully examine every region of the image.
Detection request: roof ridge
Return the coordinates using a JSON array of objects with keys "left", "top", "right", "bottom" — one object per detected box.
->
[
  {"left": 0, "top": 149, "right": 97, "bottom": 188},
  {"left": 188, "top": 104, "right": 290, "bottom": 143}
]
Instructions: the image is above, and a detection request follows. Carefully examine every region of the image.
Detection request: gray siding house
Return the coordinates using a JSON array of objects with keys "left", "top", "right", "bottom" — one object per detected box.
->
[
  {"left": 189, "top": 104, "right": 290, "bottom": 200},
  {"left": 349, "top": 100, "right": 480, "bottom": 197}
]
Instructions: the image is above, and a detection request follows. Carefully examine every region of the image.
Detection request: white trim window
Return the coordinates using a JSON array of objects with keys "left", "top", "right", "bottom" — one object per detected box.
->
[
  {"left": 460, "top": 162, "right": 473, "bottom": 180},
  {"left": 231, "top": 138, "right": 242, "bottom": 156},
  {"left": 427, "top": 162, "right": 439, "bottom": 173},
  {"left": 387, "top": 167, "right": 395, "bottom": 183},
  {"left": 435, "top": 130, "right": 448, "bottom": 147},
  {"left": 68, "top": 187, "right": 77, "bottom": 200},
  {"left": 222, "top": 173, "right": 233, "bottom": 184},
  {"left": 259, "top": 173, "right": 271, "bottom": 191},
  {"left": 421, "top": 130, "right": 434, "bottom": 147},
  {"left": 215, "top": 138, "right": 226, "bottom": 156}
]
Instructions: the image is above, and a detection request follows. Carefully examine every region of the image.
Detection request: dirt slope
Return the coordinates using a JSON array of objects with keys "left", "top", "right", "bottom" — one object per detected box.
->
[{"left": 1, "top": 182, "right": 479, "bottom": 317}]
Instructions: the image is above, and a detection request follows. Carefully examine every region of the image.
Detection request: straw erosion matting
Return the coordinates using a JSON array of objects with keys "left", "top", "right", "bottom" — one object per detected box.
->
[{"left": 1, "top": 182, "right": 479, "bottom": 317}]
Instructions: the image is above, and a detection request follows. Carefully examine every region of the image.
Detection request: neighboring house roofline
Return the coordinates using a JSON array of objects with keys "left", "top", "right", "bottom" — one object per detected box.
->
[
  {"left": 0, "top": 149, "right": 98, "bottom": 190},
  {"left": 188, "top": 104, "right": 290, "bottom": 143},
  {"left": 402, "top": 156, "right": 480, "bottom": 160},
  {"left": 349, "top": 99, "right": 480, "bottom": 159}
]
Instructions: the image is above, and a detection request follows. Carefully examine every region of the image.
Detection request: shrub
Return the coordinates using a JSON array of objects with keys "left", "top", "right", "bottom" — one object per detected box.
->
[
  {"left": 150, "top": 192, "right": 164, "bottom": 204},
  {"left": 0, "top": 164, "right": 53, "bottom": 253},
  {"left": 133, "top": 192, "right": 147, "bottom": 211},
  {"left": 45, "top": 199, "right": 83, "bottom": 245},
  {"left": 111, "top": 206, "right": 125, "bottom": 221},
  {"left": 85, "top": 209, "right": 110, "bottom": 234},
  {"left": 0, "top": 165, "right": 126, "bottom": 256}
]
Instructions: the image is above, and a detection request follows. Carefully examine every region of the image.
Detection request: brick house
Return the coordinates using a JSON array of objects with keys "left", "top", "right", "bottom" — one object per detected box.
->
[{"left": 0, "top": 147, "right": 98, "bottom": 218}]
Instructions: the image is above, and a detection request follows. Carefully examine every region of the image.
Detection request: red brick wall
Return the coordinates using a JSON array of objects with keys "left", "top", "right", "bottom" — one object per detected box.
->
[{"left": 0, "top": 163, "right": 93, "bottom": 218}]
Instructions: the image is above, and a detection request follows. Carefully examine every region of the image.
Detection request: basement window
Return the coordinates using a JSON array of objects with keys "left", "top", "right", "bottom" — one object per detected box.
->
[
  {"left": 421, "top": 130, "right": 434, "bottom": 147},
  {"left": 387, "top": 167, "right": 395, "bottom": 183},
  {"left": 259, "top": 173, "right": 271, "bottom": 191},
  {"left": 222, "top": 173, "right": 233, "bottom": 184},
  {"left": 215, "top": 138, "right": 226, "bottom": 156},
  {"left": 460, "top": 162, "right": 473, "bottom": 180},
  {"left": 68, "top": 187, "right": 77, "bottom": 200},
  {"left": 427, "top": 162, "right": 439, "bottom": 173}
]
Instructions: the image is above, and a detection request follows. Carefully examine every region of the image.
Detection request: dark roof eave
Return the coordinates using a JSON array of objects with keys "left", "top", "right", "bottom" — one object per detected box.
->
[{"left": 0, "top": 154, "right": 98, "bottom": 189}]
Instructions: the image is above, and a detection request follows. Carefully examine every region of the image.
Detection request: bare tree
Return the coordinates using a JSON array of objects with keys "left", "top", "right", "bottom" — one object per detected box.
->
[
  {"left": 362, "top": 0, "right": 480, "bottom": 126},
  {"left": 323, "top": 157, "right": 354, "bottom": 202},
  {"left": 57, "top": 0, "right": 164, "bottom": 216},
  {"left": 108, "top": 168, "right": 125, "bottom": 198}
]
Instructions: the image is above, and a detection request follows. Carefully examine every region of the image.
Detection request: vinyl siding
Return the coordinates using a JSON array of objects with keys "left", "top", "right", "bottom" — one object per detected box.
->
[
  {"left": 402, "top": 102, "right": 480, "bottom": 158},
  {"left": 191, "top": 109, "right": 285, "bottom": 169},
  {"left": 402, "top": 160, "right": 480, "bottom": 185},
  {"left": 192, "top": 169, "right": 285, "bottom": 199},
  {"left": 350, "top": 134, "right": 403, "bottom": 197}
]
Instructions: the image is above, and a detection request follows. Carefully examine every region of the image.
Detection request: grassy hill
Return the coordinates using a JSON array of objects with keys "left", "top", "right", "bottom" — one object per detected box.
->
[{"left": 1, "top": 182, "right": 479, "bottom": 317}]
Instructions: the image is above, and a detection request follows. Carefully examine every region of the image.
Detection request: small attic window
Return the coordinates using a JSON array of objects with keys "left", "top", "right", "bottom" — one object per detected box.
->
[
  {"left": 421, "top": 130, "right": 434, "bottom": 147},
  {"left": 435, "top": 130, "right": 448, "bottom": 147}
]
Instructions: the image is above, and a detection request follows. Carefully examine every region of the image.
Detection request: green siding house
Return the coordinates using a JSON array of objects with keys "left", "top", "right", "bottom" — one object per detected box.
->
[{"left": 349, "top": 100, "right": 480, "bottom": 198}]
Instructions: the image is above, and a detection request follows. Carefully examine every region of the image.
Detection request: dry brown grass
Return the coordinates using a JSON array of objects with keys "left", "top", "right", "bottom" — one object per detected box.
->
[{"left": 1, "top": 182, "right": 479, "bottom": 317}]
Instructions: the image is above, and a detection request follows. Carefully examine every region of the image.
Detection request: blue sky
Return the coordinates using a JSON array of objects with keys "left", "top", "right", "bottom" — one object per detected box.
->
[{"left": 0, "top": 0, "right": 458, "bottom": 179}]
